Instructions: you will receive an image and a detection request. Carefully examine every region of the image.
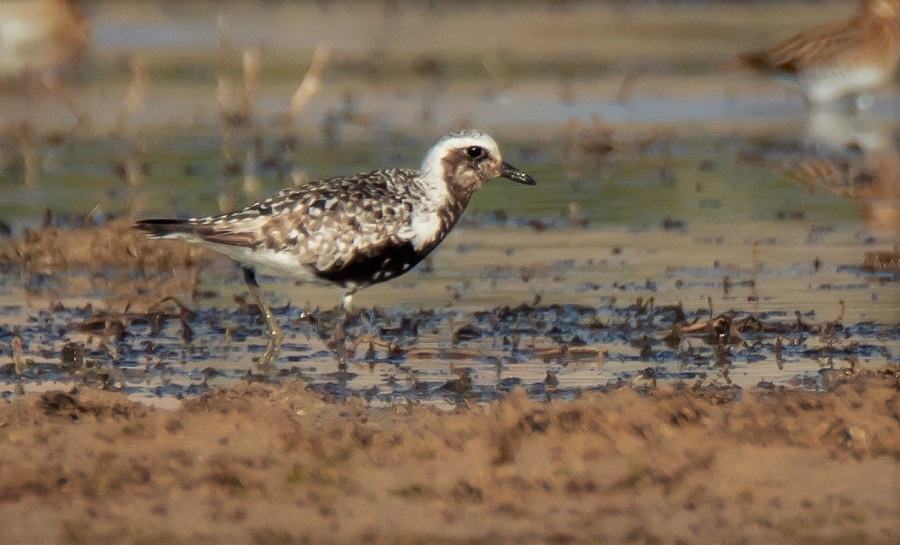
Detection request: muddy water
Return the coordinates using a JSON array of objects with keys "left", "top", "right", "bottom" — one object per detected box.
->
[
  {"left": 1, "top": 129, "right": 897, "bottom": 407},
  {"left": 0, "top": 1, "right": 898, "bottom": 407}
]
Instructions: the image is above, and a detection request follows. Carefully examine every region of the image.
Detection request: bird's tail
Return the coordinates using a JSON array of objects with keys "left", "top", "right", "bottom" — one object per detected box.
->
[
  {"left": 133, "top": 219, "right": 195, "bottom": 239},
  {"left": 738, "top": 51, "right": 797, "bottom": 75},
  {"left": 738, "top": 51, "right": 773, "bottom": 71}
]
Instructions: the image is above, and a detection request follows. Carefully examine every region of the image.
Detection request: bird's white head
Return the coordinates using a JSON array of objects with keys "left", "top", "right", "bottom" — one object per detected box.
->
[{"left": 420, "top": 130, "right": 536, "bottom": 202}]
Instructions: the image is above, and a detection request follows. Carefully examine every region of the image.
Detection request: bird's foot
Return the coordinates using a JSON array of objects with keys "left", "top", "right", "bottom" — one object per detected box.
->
[{"left": 257, "top": 325, "right": 284, "bottom": 369}]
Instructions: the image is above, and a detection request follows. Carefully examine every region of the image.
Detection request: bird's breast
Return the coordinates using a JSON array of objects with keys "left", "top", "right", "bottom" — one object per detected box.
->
[{"left": 312, "top": 241, "right": 427, "bottom": 288}]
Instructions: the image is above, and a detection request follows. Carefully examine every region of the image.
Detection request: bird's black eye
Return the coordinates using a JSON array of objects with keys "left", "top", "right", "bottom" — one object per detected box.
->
[{"left": 465, "top": 146, "right": 485, "bottom": 159}]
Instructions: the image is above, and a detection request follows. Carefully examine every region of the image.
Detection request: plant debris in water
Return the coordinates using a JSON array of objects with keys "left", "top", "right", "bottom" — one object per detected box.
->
[
  {"left": 2, "top": 284, "right": 896, "bottom": 405},
  {"left": 1, "top": 215, "right": 898, "bottom": 404}
]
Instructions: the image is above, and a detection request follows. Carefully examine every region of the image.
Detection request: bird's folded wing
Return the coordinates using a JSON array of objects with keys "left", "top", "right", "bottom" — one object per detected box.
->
[
  {"left": 751, "top": 22, "right": 866, "bottom": 72},
  {"left": 186, "top": 169, "right": 420, "bottom": 272}
]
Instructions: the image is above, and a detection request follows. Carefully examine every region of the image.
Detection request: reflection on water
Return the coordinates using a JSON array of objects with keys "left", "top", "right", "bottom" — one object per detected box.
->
[{"left": 790, "top": 110, "right": 900, "bottom": 235}]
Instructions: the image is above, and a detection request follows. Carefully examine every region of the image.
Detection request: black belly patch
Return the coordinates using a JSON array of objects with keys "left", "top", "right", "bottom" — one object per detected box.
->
[{"left": 313, "top": 242, "right": 426, "bottom": 287}]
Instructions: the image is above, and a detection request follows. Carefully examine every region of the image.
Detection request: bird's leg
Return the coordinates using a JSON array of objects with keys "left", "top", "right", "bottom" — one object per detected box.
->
[
  {"left": 242, "top": 267, "right": 283, "bottom": 368},
  {"left": 334, "top": 291, "right": 354, "bottom": 371}
]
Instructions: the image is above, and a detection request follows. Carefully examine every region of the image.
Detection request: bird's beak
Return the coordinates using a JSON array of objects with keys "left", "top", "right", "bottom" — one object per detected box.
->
[{"left": 499, "top": 161, "right": 537, "bottom": 185}]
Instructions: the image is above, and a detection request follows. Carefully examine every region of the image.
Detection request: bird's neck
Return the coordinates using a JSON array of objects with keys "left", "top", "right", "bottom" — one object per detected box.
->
[{"left": 420, "top": 191, "right": 471, "bottom": 254}]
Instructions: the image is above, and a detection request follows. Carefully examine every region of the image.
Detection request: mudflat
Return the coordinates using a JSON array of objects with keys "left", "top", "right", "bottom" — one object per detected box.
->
[
  {"left": 1, "top": 2, "right": 898, "bottom": 542},
  {"left": 0, "top": 367, "right": 897, "bottom": 545}
]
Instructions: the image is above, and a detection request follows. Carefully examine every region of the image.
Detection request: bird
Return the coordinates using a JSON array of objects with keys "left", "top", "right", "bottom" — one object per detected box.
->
[
  {"left": 789, "top": 148, "right": 900, "bottom": 233},
  {"left": 135, "top": 130, "right": 536, "bottom": 368},
  {"left": 739, "top": 0, "right": 900, "bottom": 108}
]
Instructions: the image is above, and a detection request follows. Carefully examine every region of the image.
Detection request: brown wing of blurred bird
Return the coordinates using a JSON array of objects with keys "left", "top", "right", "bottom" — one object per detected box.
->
[
  {"left": 739, "top": 0, "right": 900, "bottom": 105},
  {"left": 789, "top": 150, "right": 900, "bottom": 232}
]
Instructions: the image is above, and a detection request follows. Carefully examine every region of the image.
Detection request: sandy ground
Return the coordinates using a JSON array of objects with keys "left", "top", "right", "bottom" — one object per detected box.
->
[{"left": 0, "top": 367, "right": 897, "bottom": 545}]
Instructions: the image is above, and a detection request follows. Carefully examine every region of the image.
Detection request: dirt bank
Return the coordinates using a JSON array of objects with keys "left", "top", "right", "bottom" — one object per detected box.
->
[{"left": 1, "top": 368, "right": 897, "bottom": 545}]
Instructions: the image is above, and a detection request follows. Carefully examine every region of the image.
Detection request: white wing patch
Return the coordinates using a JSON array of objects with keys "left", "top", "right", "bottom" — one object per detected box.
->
[
  {"left": 203, "top": 243, "right": 322, "bottom": 283},
  {"left": 802, "top": 66, "right": 887, "bottom": 102}
]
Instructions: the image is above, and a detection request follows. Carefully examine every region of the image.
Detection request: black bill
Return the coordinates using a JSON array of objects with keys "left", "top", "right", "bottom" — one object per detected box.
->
[{"left": 499, "top": 161, "right": 537, "bottom": 185}]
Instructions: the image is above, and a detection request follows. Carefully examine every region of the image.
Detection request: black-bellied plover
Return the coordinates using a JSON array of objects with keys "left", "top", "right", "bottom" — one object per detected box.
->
[
  {"left": 135, "top": 130, "right": 536, "bottom": 367},
  {"left": 740, "top": 0, "right": 900, "bottom": 107}
]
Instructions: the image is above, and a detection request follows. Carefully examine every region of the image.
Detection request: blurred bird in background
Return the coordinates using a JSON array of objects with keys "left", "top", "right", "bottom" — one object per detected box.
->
[{"left": 740, "top": 0, "right": 900, "bottom": 109}]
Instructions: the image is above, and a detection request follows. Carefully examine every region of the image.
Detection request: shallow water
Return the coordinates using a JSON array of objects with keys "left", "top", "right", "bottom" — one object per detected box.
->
[
  {"left": 0, "top": 1, "right": 898, "bottom": 406},
  {"left": 1, "top": 151, "right": 897, "bottom": 407}
]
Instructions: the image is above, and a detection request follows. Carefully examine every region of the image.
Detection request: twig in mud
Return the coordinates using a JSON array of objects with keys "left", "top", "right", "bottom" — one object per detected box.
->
[
  {"left": 213, "top": 44, "right": 261, "bottom": 157},
  {"left": 637, "top": 367, "right": 657, "bottom": 389},
  {"left": 75, "top": 307, "right": 182, "bottom": 334},
  {"left": 534, "top": 345, "right": 600, "bottom": 364},
  {"left": 98, "top": 307, "right": 127, "bottom": 359},
  {"left": 440, "top": 367, "right": 473, "bottom": 396},
  {"left": 562, "top": 119, "right": 581, "bottom": 180},
  {"left": 635, "top": 297, "right": 646, "bottom": 315},
  {"left": 833, "top": 299, "right": 846, "bottom": 324},
  {"left": 189, "top": 268, "right": 201, "bottom": 302},
  {"left": 862, "top": 250, "right": 900, "bottom": 272},
  {"left": 216, "top": 74, "right": 238, "bottom": 167},
  {"left": 114, "top": 52, "right": 148, "bottom": 134},
  {"left": 147, "top": 296, "right": 197, "bottom": 318},
  {"left": 775, "top": 336, "right": 784, "bottom": 370},
  {"left": 847, "top": 355, "right": 860, "bottom": 375},
  {"left": 616, "top": 66, "right": 644, "bottom": 103},
  {"left": 16, "top": 123, "right": 39, "bottom": 189},
  {"left": 749, "top": 240, "right": 760, "bottom": 308},
  {"left": 544, "top": 370, "right": 560, "bottom": 389},
  {"left": 113, "top": 151, "right": 146, "bottom": 190},
  {"left": 819, "top": 299, "right": 846, "bottom": 348},
  {"left": 349, "top": 336, "right": 406, "bottom": 360},
  {"left": 793, "top": 310, "right": 809, "bottom": 332},
  {"left": 242, "top": 145, "right": 261, "bottom": 199},
  {"left": 446, "top": 285, "right": 462, "bottom": 307},
  {"left": 717, "top": 354, "right": 733, "bottom": 384},
  {"left": 566, "top": 202, "right": 588, "bottom": 229},
  {"left": 180, "top": 311, "right": 194, "bottom": 344},
  {"left": 12, "top": 330, "right": 25, "bottom": 376},
  {"left": 678, "top": 312, "right": 769, "bottom": 347},
  {"left": 664, "top": 326, "right": 682, "bottom": 349},
  {"left": 578, "top": 116, "right": 616, "bottom": 163},
  {"left": 241, "top": 45, "right": 261, "bottom": 123},
  {"left": 289, "top": 45, "right": 331, "bottom": 123}
]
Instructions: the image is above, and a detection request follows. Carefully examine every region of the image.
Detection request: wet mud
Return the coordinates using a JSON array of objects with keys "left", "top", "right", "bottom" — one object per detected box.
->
[
  {"left": 1, "top": 218, "right": 897, "bottom": 407},
  {"left": 0, "top": 369, "right": 897, "bottom": 544}
]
